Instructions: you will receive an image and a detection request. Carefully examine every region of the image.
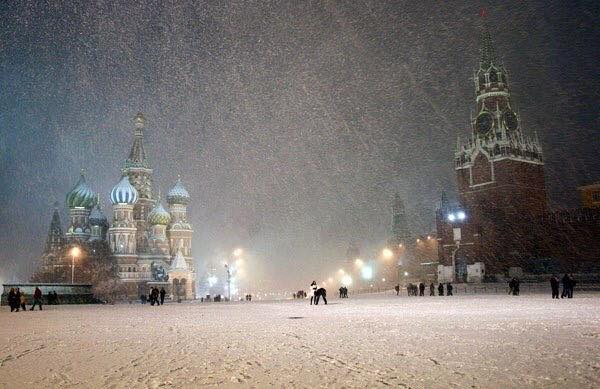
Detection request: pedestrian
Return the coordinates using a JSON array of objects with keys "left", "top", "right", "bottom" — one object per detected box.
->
[
  {"left": 30, "top": 287, "right": 43, "bottom": 311},
  {"left": 394, "top": 284, "right": 400, "bottom": 296},
  {"left": 47, "top": 291, "right": 54, "bottom": 305},
  {"left": 19, "top": 291, "right": 27, "bottom": 311},
  {"left": 14, "top": 288, "right": 22, "bottom": 312},
  {"left": 561, "top": 274, "right": 570, "bottom": 298},
  {"left": 419, "top": 283, "right": 425, "bottom": 296},
  {"left": 314, "top": 288, "right": 328, "bottom": 305},
  {"left": 550, "top": 276, "right": 560, "bottom": 299},
  {"left": 513, "top": 278, "right": 520, "bottom": 296},
  {"left": 53, "top": 291, "right": 59, "bottom": 304},
  {"left": 159, "top": 288, "right": 166, "bottom": 305},
  {"left": 429, "top": 283, "right": 435, "bottom": 296},
  {"left": 140, "top": 294, "right": 147, "bottom": 304},
  {"left": 446, "top": 283, "right": 453, "bottom": 296},
  {"left": 567, "top": 275, "right": 576, "bottom": 298},
  {"left": 339, "top": 287, "right": 343, "bottom": 298},
  {"left": 8, "top": 288, "right": 17, "bottom": 312},
  {"left": 438, "top": 283, "right": 444, "bottom": 296},
  {"left": 508, "top": 278, "right": 515, "bottom": 295},
  {"left": 152, "top": 288, "right": 160, "bottom": 306},
  {"left": 310, "top": 281, "right": 317, "bottom": 305}
]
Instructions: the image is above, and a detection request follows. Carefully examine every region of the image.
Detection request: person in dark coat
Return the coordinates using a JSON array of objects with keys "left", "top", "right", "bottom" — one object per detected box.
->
[
  {"left": 339, "top": 287, "right": 344, "bottom": 298},
  {"left": 419, "top": 283, "right": 425, "bottom": 296},
  {"left": 561, "top": 274, "right": 570, "bottom": 298},
  {"left": 140, "top": 294, "right": 147, "bottom": 304},
  {"left": 446, "top": 283, "right": 453, "bottom": 296},
  {"left": 14, "top": 288, "right": 22, "bottom": 312},
  {"left": 159, "top": 288, "right": 166, "bottom": 305},
  {"left": 8, "top": 288, "right": 17, "bottom": 312},
  {"left": 53, "top": 291, "right": 59, "bottom": 304},
  {"left": 567, "top": 275, "right": 576, "bottom": 298},
  {"left": 152, "top": 288, "right": 160, "bottom": 306},
  {"left": 513, "top": 278, "right": 520, "bottom": 296},
  {"left": 429, "top": 283, "right": 435, "bottom": 296},
  {"left": 314, "top": 288, "right": 327, "bottom": 305},
  {"left": 550, "top": 276, "right": 560, "bottom": 299},
  {"left": 394, "top": 284, "right": 400, "bottom": 296},
  {"left": 437, "top": 283, "right": 444, "bottom": 296},
  {"left": 30, "top": 287, "right": 43, "bottom": 310}
]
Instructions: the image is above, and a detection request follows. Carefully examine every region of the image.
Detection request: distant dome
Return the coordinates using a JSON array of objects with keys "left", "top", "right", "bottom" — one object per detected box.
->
[
  {"left": 167, "top": 178, "right": 190, "bottom": 205},
  {"left": 170, "top": 249, "right": 189, "bottom": 271},
  {"left": 110, "top": 175, "right": 138, "bottom": 205},
  {"left": 148, "top": 201, "right": 171, "bottom": 225},
  {"left": 89, "top": 203, "right": 108, "bottom": 226},
  {"left": 66, "top": 173, "right": 97, "bottom": 209}
]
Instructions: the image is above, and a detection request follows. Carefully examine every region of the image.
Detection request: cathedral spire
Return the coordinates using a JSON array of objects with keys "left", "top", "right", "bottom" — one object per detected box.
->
[
  {"left": 125, "top": 112, "right": 149, "bottom": 169},
  {"left": 44, "top": 202, "right": 64, "bottom": 254},
  {"left": 391, "top": 193, "right": 410, "bottom": 244}
]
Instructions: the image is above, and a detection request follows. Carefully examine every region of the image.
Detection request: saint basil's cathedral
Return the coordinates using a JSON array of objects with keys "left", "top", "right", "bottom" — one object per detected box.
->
[{"left": 37, "top": 113, "right": 195, "bottom": 299}]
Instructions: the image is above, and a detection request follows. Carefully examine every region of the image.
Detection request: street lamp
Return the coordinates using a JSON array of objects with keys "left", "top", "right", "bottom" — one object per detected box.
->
[
  {"left": 70, "top": 246, "right": 81, "bottom": 284},
  {"left": 224, "top": 263, "right": 231, "bottom": 300},
  {"left": 381, "top": 248, "right": 394, "bottom": 260}
]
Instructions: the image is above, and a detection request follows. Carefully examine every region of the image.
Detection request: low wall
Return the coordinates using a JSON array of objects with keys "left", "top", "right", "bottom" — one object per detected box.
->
[{"left": 1, "top": 283, "right": 97, "bottom": 305}]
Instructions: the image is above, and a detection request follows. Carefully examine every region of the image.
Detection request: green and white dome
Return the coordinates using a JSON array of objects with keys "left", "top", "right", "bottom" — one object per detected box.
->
[
  {"left": 110, "top": 175, "right": 138, "bottom": 205},
  {"left": 148, "top": 201, "right": 171, "bottom": 225},
  {"left": 66, "top": 173, "right": 97, "bottom": 209},
  {"left": 167, "top": 178, "right": 190, "bottom": 205}
]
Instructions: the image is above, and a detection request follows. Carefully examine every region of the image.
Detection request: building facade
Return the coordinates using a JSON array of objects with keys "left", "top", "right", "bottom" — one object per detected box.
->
[{"left": 37, "top": 113, "right": 196, "bottom": 298}]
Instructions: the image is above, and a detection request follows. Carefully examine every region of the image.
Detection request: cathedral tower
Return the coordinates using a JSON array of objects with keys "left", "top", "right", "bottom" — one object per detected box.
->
[
  {"left": 65, "top": 172, "right": 97, "bottom": 243},
  {"left": 123, "top": 113, "right": 154, "bottom": 254},
  {"left": 108, "top": 175, "right": 139, "bottom": 276},
  {"left": 167, "top": 177, "right": 194, "bottom": 271},
  {"left": 40, "top": 202, "right": 65, "bottom": 275}
]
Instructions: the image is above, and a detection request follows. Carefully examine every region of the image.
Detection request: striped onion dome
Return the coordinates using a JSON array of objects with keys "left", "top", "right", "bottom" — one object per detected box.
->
[
  {"left": 148, "top": 201, "right": 171, "bottom": 225},
  {"left": 167, "top": 177, "right": 190, "bottom": 205},
  {"left": 110, "top": 175, "right": 138, "bottom": 205},
  {"left": 170, "top": 248, "right": 189, "bottom": 271},
  {"left": 66, "top": 172, "right": 97, "bottom": 209}
]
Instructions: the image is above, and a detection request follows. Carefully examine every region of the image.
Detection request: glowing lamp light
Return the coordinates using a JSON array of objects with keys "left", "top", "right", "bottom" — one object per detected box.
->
[
  {"left": 354, "top": 258, "right": 364, "bottom": 268},
  {"left": 404, "top": 271, "right": 409, "bottom": 276},
  {"left": 447, "top": 213, "right": 456, "bottom": 222},
  {"left": 457, "top": 211, "right": 466, "bottom": 220},
  {"left": 382, "top": 248, "right": 394, "bottom": 260},
  {"left": 341, "top": 275, "right": 353, "bottom": 286},
  {"left": 361, "top": 265, "right": 373, "bottom": 280},
  {"left": 70, "top": 246, "right": 81, "bottom": 257}
]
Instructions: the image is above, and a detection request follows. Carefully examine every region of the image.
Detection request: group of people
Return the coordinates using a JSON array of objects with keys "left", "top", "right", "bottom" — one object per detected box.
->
[
  {"left": 244, "top": 294, "right": 253, "bottom": 301},
  {"left": 550, "top": 274, "right": 576, "bottom": 299},
  {"left": 140, "top": 287, "right": 166, "bottom": 305},
  {"left": 310, "top": 281, "right": 327, "bottom": 305},
  {"left": 338, "top": 286, "right": 349, "bottom": 298},
  {"left": 293, "top": 291, "right": 308, "bottom": 299},
  {"left": 7, "top": 287, "right": 44, "bottom": 312},
  {"left": 394, "top": 282, "right": 452, "bottom": 296}
]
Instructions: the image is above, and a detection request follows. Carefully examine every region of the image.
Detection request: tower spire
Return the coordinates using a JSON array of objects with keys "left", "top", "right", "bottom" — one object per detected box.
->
[
  {"left": 125, "top": 112, "right": 148, "bottom": 169},
  {"left": 479, "top": 10, "right": 497, "bottom": 69}
]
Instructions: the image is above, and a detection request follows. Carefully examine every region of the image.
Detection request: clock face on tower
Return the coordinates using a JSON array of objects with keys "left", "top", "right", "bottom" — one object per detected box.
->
[
  {"left": 503, "top": 110, "right": 519, "bottom": 131},
  {"left": 476, "top": 112, "right": 493, "bottom": 134}
]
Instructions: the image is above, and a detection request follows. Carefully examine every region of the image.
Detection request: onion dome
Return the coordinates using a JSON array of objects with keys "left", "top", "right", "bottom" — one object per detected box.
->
[
  {"left": 170, "top": 248, "right": 189, "bottom": 271},
  {"left": 167, "top": 177, "right": 190, "bottom": 205},
  {"left": 89, "top": 200, "right": 108, "bottom": 226},
  {"left": 148, "top": 200, "right": 171, "bottom": 225},
  {"left": 66, "top": 172, "right": 97, "bottom": 209},
  {"left": 110, "top": 175, "right": 139, "bottom": 205}
]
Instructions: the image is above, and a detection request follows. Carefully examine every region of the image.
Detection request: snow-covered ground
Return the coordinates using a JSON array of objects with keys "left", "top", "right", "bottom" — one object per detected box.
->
[{"left": 1, "top": 293, "right": 599, "bottom": 388}]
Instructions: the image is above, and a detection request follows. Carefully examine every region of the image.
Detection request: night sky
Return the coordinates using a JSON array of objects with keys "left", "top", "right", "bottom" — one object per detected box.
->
[{"left": 0, "top": 1, "right": 598, "bottom": 287}]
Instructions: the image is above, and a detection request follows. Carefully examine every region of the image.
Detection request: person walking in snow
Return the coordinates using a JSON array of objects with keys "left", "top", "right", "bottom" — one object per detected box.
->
[
  {"left": 550, "top": 276, "right": 560, "bottom": 299},
  {"left": 394, "top": 284, "right": 400, "bottom": 296},
  {"left": 561, "top": 274, "right": 571, "bottom": 298},
  {"left": 339, "top": 287, "right": 344, "bottom": 298},
  {"left": 159, "top": 288, "right": 166, "bottom": 305},
  {"left": 19, "top": 291, "right": 27, "bottom": 311},
  {"left": 429, "top": 283, "right": 435, "bottom": 296},
  {"left": 446, "top": 283, "right": 453, "bottom": 296},
  {"left": 7, "top": 288, "right": 17, "bottom": 312},
  {"left": 419, "top": 283, "right": 425, "bottom": 296},
  {"left": 30, "top": 287, "right": 43, "bottom": 311},
  {"left": 438, "top": 283, "right": 444, "bottom": 296},
  {"left": 314, "top": 288, "right": 328, "bottom": 305},
  {"left": 310, "top": 281, "right": 318, "bottom": 305},
  {"left": 14, "top": 288, "right": 23, "bottom": 312}
]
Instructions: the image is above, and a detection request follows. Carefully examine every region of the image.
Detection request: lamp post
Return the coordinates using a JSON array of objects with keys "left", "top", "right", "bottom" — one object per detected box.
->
[
  {"left": 70, "top": 246, "right": 81, "bottom": 284},
  {"left": 224, "top": 263, "right": 231, "bottom": 301}
]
